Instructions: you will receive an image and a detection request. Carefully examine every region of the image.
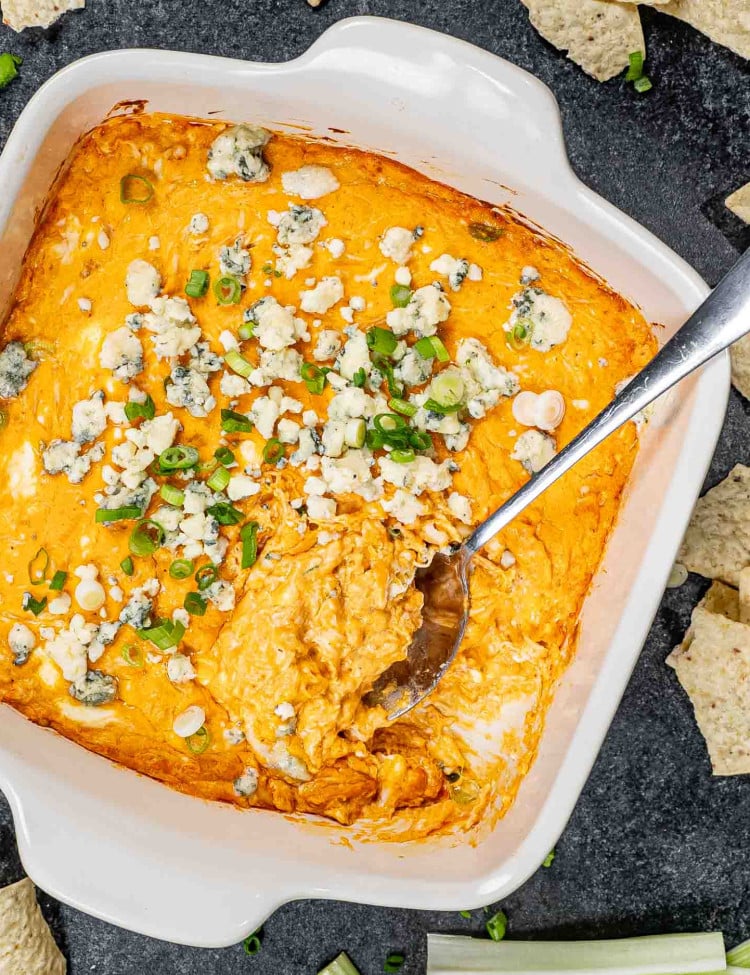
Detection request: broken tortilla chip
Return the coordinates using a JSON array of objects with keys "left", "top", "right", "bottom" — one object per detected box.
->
[
  {"left": 1, "top": 0, "right": 84, "bottom": 31},
  {"left": 668, "top": 599, "right": 750, "bottom": 775},
  {"left": 678, "top": 465, "right": 750, "bottom": 586},
  {"left": 0, "top": 878, "right": 66, "bottom": 974},
  {"left": 658, "top": 0, "right": 750, "bottom": 60},
  {"left": 726, "top": 182, "right": 750, "bottom": 225},
  {"left": 520, "top": 0, "right": 645, "bottom": 81},
  {"left": 731, "top": 333, "right": 750, "bottom": 400}
]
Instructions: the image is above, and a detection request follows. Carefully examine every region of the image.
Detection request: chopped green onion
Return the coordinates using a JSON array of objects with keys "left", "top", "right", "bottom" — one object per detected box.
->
[
  {"left": 120, "top": 556, "right": 135, "bottom": 576},
  {"left": 424, "top": 398, "right": 463, "bottom": 414},
  {"left": 301, "top": 362, "right": 328, "bottom": 395},
  {"left": 486, "top": 910, "right": 507, "bottom": 942},
  {"left": 374, "top": 413, "right": 408, "bottom": 436},
  {"left": 507, "top": 321, "right": 531, "bottom": 351},
  {"left": 186, "top": 726, "right": 210, "bottom": 755},
  {"left": 542, "top": 849, "right": 555, "bottom": 868},
  {"left": 121, "top": 643, "right": 143, "bottom": 667},
  {"left": 366, "top": 428, "right": 386, "bottom": 450},
  {"left": 160, "top": 483, "right": 185, "bottom": 506},
  {"left": 243, "top": 931, "right": 263, "bottom": 956},
  {"left": 96, "top": 505, "right": 143, "bottom": 523},
  {"left": 390, "top": 284, "right": 413, "bottom": 308},
  {"left": 214, "top": 275, "right": 242, "bottom": 305},
  {"left": 49, "top": 570, "right": 67, "bottom": 591},
  {"left": 384, "top": 953, "right": 404, "bottom": 973},
  {"left": 221, "top": 408, "right": 253, "bottom": 433},
  {"left": 195, "top": 564, "right": 218, "bottom": 591},
  {"left": 429, "top": 372, "right": 464, "bottom": 409},
  {"left": 225, "top": 348, "right": 253, "bottom": 377},
  {"left": 207, "top": 502, "right": 244, "bottom": 526},
  {"left": 214, "top": 446, "right": 235, "bottom": 467},
  {"left": 238, "top": 321, "right": 255, "bottom": 341},
  {"left": 263, "top": 438, "right": 285, "bottom": 464},
  {"left": 425, "top": 931, "right": 727, "bottom": 974},
  {"left": 344, "top": 418, "right": 366, "bottom": 449},
  {"left": 240, "top": 522, "right": 259, "bottom": 570},
  {"left": 206, "top": 466, "right": 230, "bottom": 492},
  {"left": 408, "top": 429, "right": 432, "bottom": 451},
  {"left": 169, "top": 558, "right": 195, "bottom": 580},
  {"left": 373, "top": 355, "right": 402, "bottom": 397},
  {"left": 28, "top": 547, "right": 49, "bottom": 586},
  {"left": 625, "top": 50, "right": 644, "bottom": 81},
  {"left": 388, "top": 397, "right": 417, "bottom": 417},
  {"left": 137, "top": 618, "right": 185, "bottom": 651},
  {"left": 184, "top": 591, "right": 207, "bottom": 616},
  {"left": 634, "top": 75, "right": 653, "bottom": 93},
  {"left": 415, "top": 336, "right": 450, "bottom": 362},
  {"left": 24, "top": 593, "right": 47, "bottom": 616},
  {"left": 352, "top": 368, "right": 367, "bottom": 388},
  {"left": 728, "top": 937, "right": 750, "bottom": 967},
  {"left": 129, "top": 519, "right": 165, "bottom": 557},
  {"left": 468, "top": 221, "right": 503, "bottom": 242},
  {"left": 459, "top": 910, "right": 472, "bottom": 919},
  {"left": 120, "top": 174, "right": 154, "bottom": 205},
  {"left": 0, "top": 53, "right": 22, "bottom": 90},
  {"left": 390, "top": 448, "right": 415, "bottom": 464},
  {"left": 185, "top": 269, "right": 209, "bottom": 299},
  {"left": 317, "top": 952, "right": 360, "bottom": 975},
  {"left": 158, "top": 445, "right": 199, "bottom": 471},
  {"left": 367, "top": 326, "right": 398, "bottom": 356},
  {"left": 124, "top": 394, "right": 156, "bottom": 422}
]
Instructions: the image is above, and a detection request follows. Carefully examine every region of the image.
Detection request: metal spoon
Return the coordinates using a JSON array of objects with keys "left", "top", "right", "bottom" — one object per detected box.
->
[{"left": 369, "top": 246, "right": 750, "bottom": 720}]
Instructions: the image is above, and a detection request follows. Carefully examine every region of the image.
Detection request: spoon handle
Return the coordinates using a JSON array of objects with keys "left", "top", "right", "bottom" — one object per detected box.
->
[{"left": 465, "top": 246, "right": 750, "bottom": 556}]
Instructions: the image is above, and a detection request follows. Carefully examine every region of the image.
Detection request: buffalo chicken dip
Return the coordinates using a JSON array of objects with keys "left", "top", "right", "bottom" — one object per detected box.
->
[{"left": 0, "top": 113, "right": 655, "bottom": 839}]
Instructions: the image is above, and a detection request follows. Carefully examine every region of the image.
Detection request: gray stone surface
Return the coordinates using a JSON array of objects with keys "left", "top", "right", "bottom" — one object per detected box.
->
[{"left": 1, "top": 1, "right": 749, "bottom": 972}]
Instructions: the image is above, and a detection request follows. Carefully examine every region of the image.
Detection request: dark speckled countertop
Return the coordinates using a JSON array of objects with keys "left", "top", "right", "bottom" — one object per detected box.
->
[{"left": 1, "top": 2, "right": 749, "bottom": 972}]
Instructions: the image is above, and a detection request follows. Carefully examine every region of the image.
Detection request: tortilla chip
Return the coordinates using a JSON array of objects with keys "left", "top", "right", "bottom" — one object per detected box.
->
[
  {"left": 738, "top": 568, "right": 750, "bottom": 625},
  {"left": 678, "top": 465, "right": 750, "bottom": 586},
  {"left": 731, "top": 333, "right": 750, "bottom": 400},
  {"left": 521, "top": 0, "right": 645, "bottom": 81},
  {"left": 668, "top": 601, "right": 750, "bottom": 775},
  {"left": 658, "top": 1, "right": 750, "bottom": 60},
  {"left": 1, "top": 0, "right": 84, "bottom": 31},
  {"left": 727, "top": 182, "right": 750, "bottom": 225},
  {"left": 0, "top": 879, "right": 66, "bottom": 974}
]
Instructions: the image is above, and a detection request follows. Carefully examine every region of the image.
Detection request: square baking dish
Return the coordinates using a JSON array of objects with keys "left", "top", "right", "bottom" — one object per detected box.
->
[{"left": 0, "top": 16, "right": 728, "bottom": 947}]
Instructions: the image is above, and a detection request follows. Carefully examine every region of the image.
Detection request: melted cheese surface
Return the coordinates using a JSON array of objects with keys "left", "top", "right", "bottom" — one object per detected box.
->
[{"left": 0, "top": 113, "right": 655, "bottom": 840}]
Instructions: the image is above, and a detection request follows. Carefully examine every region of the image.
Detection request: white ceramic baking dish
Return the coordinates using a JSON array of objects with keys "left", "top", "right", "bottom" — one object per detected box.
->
[{"left": 0, "top": 16, "right": 728, "bottom": 947}]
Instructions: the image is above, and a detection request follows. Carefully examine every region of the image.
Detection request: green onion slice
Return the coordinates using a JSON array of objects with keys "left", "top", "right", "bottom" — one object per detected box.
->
[
  {"left": 425, "top": 373, "right": 465, "bottom": 413},
  {"left": 301, "top": 362, "right": 328, "bottom": 395},
  {"left": 389, "top": 284, "right": 413, "bottom": 308},
  {"left": 206, "top": 502, "right": 243, "bottom": 526},
  {"left": 625, "top": 49, "right": 644, "bottom": 81},
  {"left": 120, "top": 556, "right": 135, "bottom": 577},
  {"left": 186, "top": 725, "right": 210, "bottom": 755},
  {"left": 28, "top": 547, "right": 49, "bottom": 586},
  {"left": 160, "top": 483, "right": 186, "bottom": 506},
  {"left": 120, "top": 174, "right": 154, "bottom": 205},
  {"left": 373, "top": 356, "right": 402, "bottom": 397},
  {"left": 137, "top": 618, "right": 185, "bottom": 651},
  {"left": 214, "top": 446, "right": 235, "bottom": 467},
  {"left": 124, "top": 394, "right": 156, "bottom": 422},
  {"left": 459, "top": 910, "right": 472, "bottom": 919},
  {"left": 129, "top": 519, "right": 165, "bottom": 557},
  {"left": 388, "top": 397, "right": 417, "bottom": 417},
  {"left": 243, "top": 931, "right": 263, "bottom": 956},
  {"left": 468, "top": 221, "right": 503, "bottom": 242},
  {"left": 542, "top": 849, "right": 555, "bottom": 868},
  {"left": 367, "top": 326, "right": 398, "bottom": 356},
  {"left": 184, "top": 591, "right": 207, "bottom": 616},
  {"left": 240, "top": 521, "right": 259, "bottom": 570},
  {"left": 414, "top": 336, "right": 449, "bottom": 362},
  {"left": 317, "top": 952, "right": 360, "bottom": 975},
  {"left": 352, "top": 368, "right": 367, "bottom": 388},
  {"left": 49, "top": 570, "right": 67, "bottom": 591},
  {"left": 195, "top": 564, "right": 219, "bottom": 591},
  {"left": 390, "top": 448, "right": 415, "bottom": 464},
  {"left": 344, "top": 418, "right": 366, "bottom": 449},
  {"left": 366, "top": 428, "right": 386, "bottom": 451},
  {"left": 158, "top": 445, "right": 199, "bottom": 471},
  {"left": 634, "top": 75, "right": 653, "bottom": 93},
  {"left": 0, "top": 53, "right": 22, "bottom": 90},
  {"left": 507, "top": 321, "right": 531, "bottom": 351},
  {"left": 263, "top": 438, "right": 285, "bottom": 464},
  {"left": 206, "top": 466, "right": 230, "bottom": 492},
  {"left": 384, "top": 953, "right": 404, "bottom": 973},
  {"left": 486, "top": 910, "right": 507, "bottom": 942},
  {"left": 374, "top": 413, "right": 408, "bottom": 436},
  {"left": 169, "top": 558, "right": 195, "bottom": 580},
  {"left": 408, "top": 429, "right": 432, "bottom": 452},
  {"left": 121, "top": 643, "right": 144, "bottom": 667},
  {"left": 96, "top": 505, "right": 143, "bottom": 523},
  {"left": 221, "top": 408, "right": 253, "bottom": 433},
  {"left": 238, "top": 321, "right": 254, "bottom": 341},
  {"left": 225, "top": 348, "right": 253, "bottom": 378},
  {"left": 24, "top": 593, "right": 47, "bottom": 616},
  {"left": 214, "top": 275, "right": 242, "bottom": 305},
  {"left": 185, "top": 269, "right": 209, "bottom": 299}
]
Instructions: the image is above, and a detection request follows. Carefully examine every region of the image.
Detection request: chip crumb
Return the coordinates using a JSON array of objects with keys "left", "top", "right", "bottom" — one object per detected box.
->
[
  {"left": 726, "top": 182, "right": 750, "bottom": 225},
  {"left": 2, "top": 0, "right": 84, "bottom": 31}
]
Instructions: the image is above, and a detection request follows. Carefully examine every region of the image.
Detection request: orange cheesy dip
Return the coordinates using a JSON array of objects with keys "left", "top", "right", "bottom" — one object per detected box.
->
[{"left": 0, "top": 113, "right": 655, "bottom": 839}]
